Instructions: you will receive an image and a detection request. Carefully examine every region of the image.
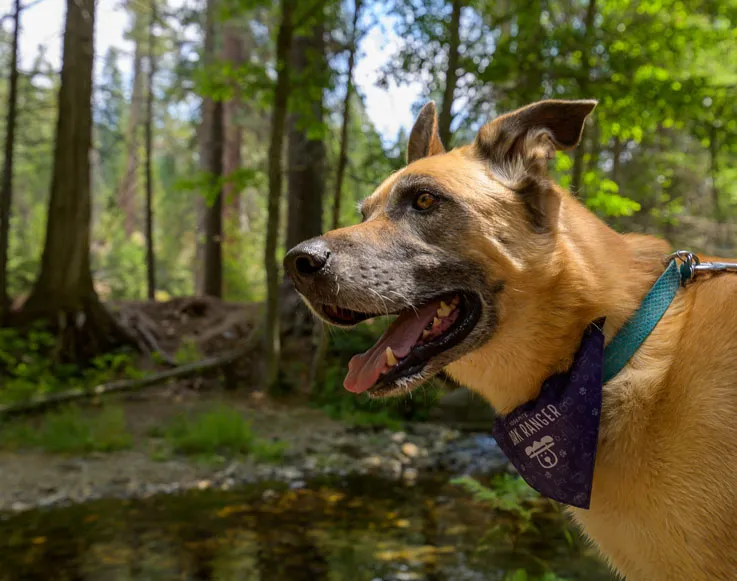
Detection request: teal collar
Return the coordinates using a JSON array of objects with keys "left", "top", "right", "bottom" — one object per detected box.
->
[{"left": 602, "top": 257, "right": 689, "bottom": 383}]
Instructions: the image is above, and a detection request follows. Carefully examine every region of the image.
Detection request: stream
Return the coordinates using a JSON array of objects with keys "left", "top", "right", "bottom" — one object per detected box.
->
[{"left": 0, "top": 474, "right": 616, "bottom": 581}]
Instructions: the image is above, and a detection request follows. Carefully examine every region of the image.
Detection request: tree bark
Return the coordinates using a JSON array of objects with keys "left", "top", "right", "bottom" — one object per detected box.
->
[
  {"left": 15, "top": 0, "right": 132, "bottom": 361},
  {"left": 570, "top": 0, "right": 596, "bottom": 196},
  {"left": 222, "top": 22, "right": 244, "bottom": 227},
  {"left": 263, "top": 0, "right": 295, "bottom": 390},
  {"left": 195, "top": 0, "right": 218, "bottom": 295},
  {"left": 117, "top": 28, "right": 144, "bottom": 238},
  {"left": 144, "top": 1, "right": 157, "bottom": 300},
  {"left": 203, "top": 101, "right": 224, "bottom": 298},
  {"left": 331, "top": 0, "right": 361, "bottom": 230},
  {"left": 0, "top": 0, "right": 20, "bottom": 324},
  {"left": 437, "top": 0, "right": 461, "bottom": 147},
  {"left": 283, "top": 15, "right": 326, "bottom": 338}
]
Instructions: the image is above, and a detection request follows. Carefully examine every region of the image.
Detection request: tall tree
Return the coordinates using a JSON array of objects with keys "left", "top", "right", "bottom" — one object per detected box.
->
[
  {"left": 331, "top": 0, "right": 361, "bottom": 230},
  {"left": 0, "top": 0, "right": 21, "bottom": 324},
  {"left": 15, "top": 0, "right": 130, "bottom": 359},
  {"left": 264, "top": 0, "right": 296, "bottom": 389},
  {"left": 437, "top": 0, "right": 461, "bottom": 147},
  {"left": 144, "top": 1, "right": 157, "bottom": 300},
  {"left": 222, "top": 21, "right": 245, "bottom": 227},
  {"left": 203, "top": 100, "right": 224, "bottom": 298},
  {"left": 118, "top": 6, "right": 146, "bottom": 237},
  {"left": 569, "top": 0, "right": 597, "bottom": 196}
]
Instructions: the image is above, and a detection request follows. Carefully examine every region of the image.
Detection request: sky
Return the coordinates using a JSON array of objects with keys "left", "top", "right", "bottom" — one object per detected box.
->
[{"left": 0, "top": 0, "right": 421, "bottom": 142}]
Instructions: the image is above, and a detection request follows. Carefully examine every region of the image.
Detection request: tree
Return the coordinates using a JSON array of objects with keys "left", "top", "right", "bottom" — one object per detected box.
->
[
  {"left": 117, "top": 5, "right": 146, "bottom": 238},
  {"left": 263, "top": 0, "right": 296, "bottom": 389},
  {"left": 331, "top": 0, "right": 361, "bottom": 230},
  {"left": 14, "top": 0, "right": 131, "bottom": 360},
  {"left": 437, "top": 0, "right": 461, "bottom": 147},
  {"left": 144, "top": 1, "right": 157, "bottom": 300},
  {"left": 0, "top": 0, "right": 20, "bottom": 324}
]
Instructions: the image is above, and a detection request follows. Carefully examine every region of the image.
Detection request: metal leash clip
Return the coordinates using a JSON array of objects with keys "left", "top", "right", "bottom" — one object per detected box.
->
[{"left": 667, "top": 250, "right": 737, "bottom": 285}]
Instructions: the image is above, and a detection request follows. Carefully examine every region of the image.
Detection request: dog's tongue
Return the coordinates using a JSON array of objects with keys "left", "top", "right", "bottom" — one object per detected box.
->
[{"left": 344, "top": 300, "right": 441, "bottom": 394}]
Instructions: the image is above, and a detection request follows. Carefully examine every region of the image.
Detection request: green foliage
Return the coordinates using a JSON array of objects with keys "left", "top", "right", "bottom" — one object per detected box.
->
[
  {"left": 451, "top": 474, "right": 541, "bottom": 528},
  {"left": 0, "top": 405, "right": 133, "bottom": 454},
  {"left": 163, "top": 405, "right": 287, "bottom": 462},
  {"left": 0, "top": 327, "right": 138, "bottom": 405}
]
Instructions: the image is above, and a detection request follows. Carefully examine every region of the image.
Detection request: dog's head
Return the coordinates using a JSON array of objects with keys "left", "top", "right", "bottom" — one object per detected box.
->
[{"left": 283, "top": 99, "right": 596, "bottom": 399}]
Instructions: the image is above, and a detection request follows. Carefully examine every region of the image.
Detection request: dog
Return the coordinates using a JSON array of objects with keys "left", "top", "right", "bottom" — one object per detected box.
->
[{"left": 283, "top": 99, "right": 737, "bottom": 580}]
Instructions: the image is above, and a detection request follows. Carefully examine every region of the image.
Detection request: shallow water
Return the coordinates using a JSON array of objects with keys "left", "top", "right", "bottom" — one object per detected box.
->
[{"left": 0, "top": 476, "right": 615, "bottom": 581}]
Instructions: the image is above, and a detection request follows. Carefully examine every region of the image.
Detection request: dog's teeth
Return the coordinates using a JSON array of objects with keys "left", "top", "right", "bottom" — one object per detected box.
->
[
  {"left": 422, "top": 330, "right": 431, "bottom": 339},
  {"left": 385, "top": 347, "right": 398, "bottom": 366},
  {"left": 432, "top": 317, "right": 441, "bottom": 329},
  {"left": 437, "top": 301, "right": 452, "bottom": 317}
]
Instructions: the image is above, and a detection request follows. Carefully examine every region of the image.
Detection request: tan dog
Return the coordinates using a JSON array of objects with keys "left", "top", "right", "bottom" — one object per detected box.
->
[{"left": 283, "top": 99, "right": 737, "bottom": 580}]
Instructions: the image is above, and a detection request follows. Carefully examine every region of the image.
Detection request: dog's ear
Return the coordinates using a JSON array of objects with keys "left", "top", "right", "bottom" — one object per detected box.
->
[
  {"left": 473, "top": 99, "right": 597, "bottom": 232},
  {"left": 407, "top": 102, "right": 446, "bottom": 164},
  {"left": 474, "top": 99, "right": 597, "bottom": 181}
]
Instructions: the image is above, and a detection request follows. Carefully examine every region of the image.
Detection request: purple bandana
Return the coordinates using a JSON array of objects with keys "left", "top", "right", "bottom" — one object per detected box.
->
[{"left": 492, "top": 323, "right": 604, "bottom": 509}]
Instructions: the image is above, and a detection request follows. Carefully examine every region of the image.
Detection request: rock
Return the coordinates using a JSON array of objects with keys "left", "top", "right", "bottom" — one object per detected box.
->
[
  {"left": 280, "top": 467, "right": 303, "bottom": 481},
  {"left": 385, "top": 459, "right": 403, "bottom": 479},
  {"left": 391, "top": 432, "right": 407, "bottom": 443},
  {"left": 403, "top": 467, "right": 419, "bottom": 482},
  {"left": 360, "top": 455, "right": 382, "bottom": 469},
  {"left": 401, "top": 442, "right": 420, "bottom": 459}
]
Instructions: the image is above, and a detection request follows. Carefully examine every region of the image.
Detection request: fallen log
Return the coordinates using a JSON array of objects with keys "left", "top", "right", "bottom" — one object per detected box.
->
[{"left": 0, "top": 328, "right": 260, "bottom": 418}]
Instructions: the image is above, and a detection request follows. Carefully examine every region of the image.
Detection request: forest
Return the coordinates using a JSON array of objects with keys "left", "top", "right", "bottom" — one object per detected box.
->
[{"left": 0, "top": 0, "right": 735, "bottom": 578}]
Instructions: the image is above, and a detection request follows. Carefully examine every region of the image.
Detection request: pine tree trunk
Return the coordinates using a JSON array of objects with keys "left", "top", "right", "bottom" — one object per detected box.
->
[
  {"left": 710, "top": 123, "right": 721, "bottom": 222},
  {"left": 0, "top": 0, "right": 20, "bottom": 324},
  {"left": 203, "top": 101, "right": 224, "bottom": 298},
  {"left": 144, "top": 1, "right": 157, "bottom": 300},
  {"left": 331, "top": 0, "right": 361, "bottom": 230},
  {"left": 118, "top": 33, "right": 144, "bottom": 238},
  {"left": 570, "top": 0, "right": 596, "bottom": 196},
  {"left": 15, "top": 0, "right": 132, "bottom": 361},
  {"left": 438, "top": 0, "right": 461, "bottom": 147},
  {"left": 263, "top": 0, "right": 295, "bottom": 390}
]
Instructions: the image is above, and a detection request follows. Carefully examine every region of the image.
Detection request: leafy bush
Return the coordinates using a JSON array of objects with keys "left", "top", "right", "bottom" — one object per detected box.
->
[
  {"left": 0, "top": 326, "right": 139, "bottom": 405},
  {"left": 0, "top": 405, "right": 133, "bottom": 454}
]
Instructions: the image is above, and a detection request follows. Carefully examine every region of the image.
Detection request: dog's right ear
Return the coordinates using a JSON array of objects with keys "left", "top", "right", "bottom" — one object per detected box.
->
[{"left": 407, "top": 102, "right": 446, "bottom": 164}]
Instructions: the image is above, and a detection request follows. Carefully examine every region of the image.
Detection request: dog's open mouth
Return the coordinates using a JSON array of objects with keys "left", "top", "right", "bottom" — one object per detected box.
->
[{"left": 321, "top": 292, "right": 482, "bottom": 395}]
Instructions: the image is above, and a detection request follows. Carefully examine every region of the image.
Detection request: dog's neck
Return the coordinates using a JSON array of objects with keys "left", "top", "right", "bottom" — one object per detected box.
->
[{"left": 446, "top": 191, "right": 670, "bottom": 414}]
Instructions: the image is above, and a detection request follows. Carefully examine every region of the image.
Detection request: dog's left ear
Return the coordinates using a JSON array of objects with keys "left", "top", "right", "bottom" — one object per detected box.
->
[
  {"left": 474, "top": 99, "right": 597, "bottom": 183},
  {"left": 407, "top": 102, "right": 446, "bottom": 164}
]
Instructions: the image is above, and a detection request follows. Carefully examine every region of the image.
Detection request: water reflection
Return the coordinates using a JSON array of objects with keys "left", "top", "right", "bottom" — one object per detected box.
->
[{"left": 0, "top": 476, "right": 615, "bottom": 581}]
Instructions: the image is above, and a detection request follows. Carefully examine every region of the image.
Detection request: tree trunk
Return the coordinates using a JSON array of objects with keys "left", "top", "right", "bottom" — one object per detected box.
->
[
  {"left": 0, "top": 0, "right": 21, "bottom": 324},
  {"left": 710, "top": 123, "right": 721, "bottom": 222},
  {"left": 283, "top": 16, "right": 326, "bottom": 337},
  {"left": 611, "top": 135, "right": 622, "bottom": 185},
  {"left": 15, "top": 0, "right": 132, "bottom": 361},
  {"left": 222, "top": 23, "right": 244, "bottom": 227},
  {"left": 144, "top": 1, "right": 157, "bottom": 300},
  {"left": 437, "top": 0, "right": 461, "bottom": 147},
  {"left": 203, "top": 101, "right": 224, "bottom": 298},
  {"left": 117, "top": 32, "right": 144, "bottom": 238},
  {"left": 263, "top": 0, "right": 295, "bottom": 390},
  {"left": 331, "top": 0, "right": 361, "bottom": 230},
  {"left": 195, "top": 0, "right": 218, "bottom": 295},
  {"left": 570, "top": 0, "right": 596, "bottom": 196}
]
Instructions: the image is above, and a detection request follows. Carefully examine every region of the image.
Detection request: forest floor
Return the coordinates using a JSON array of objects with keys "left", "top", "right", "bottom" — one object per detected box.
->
[{"left": 0, "top": 387, "right": 510, "bottom": 513}]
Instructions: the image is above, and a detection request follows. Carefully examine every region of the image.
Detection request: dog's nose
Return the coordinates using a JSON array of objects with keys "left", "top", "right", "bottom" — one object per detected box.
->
[{"left": 283, "top": 237, "right": 331, "bottom": 280}]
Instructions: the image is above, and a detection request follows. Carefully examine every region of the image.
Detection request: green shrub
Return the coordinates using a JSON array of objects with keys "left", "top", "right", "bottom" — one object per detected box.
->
[
  {"left": 0, "top": 405, "right": 133, "bottom": 454},
  {"left": 164, "top": 405, "right": 286, "bottom": 462}
]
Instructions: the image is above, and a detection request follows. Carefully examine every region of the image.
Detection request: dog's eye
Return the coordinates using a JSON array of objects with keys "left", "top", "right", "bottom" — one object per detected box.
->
[{"left": 412, "top": 192, "right": 437, "bottom": 211}]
